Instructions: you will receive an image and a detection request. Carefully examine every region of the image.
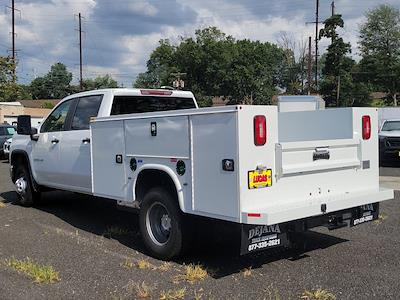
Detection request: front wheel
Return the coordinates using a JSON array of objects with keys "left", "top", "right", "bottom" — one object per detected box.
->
[
  {"left": 139, "top": 187, "right": 188, "bottom": 260},
  {"left": 14, "top": 164, "right": 41, "bottom": 207}
]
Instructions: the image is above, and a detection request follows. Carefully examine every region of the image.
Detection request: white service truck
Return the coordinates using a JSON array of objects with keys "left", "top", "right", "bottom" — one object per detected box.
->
[{"left": 10, "top": 88, "right": 394, "bottom": 259}]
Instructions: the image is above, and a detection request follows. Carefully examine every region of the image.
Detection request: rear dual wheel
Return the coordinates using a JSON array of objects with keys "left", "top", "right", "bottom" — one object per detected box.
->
[{"left": 139, "top": 187, "right": 190, "bottom": 260}]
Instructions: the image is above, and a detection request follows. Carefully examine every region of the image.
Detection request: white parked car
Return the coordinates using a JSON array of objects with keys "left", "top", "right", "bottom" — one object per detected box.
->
[{"left": 9, "top": 88, "right": 394, "bottom": 259}]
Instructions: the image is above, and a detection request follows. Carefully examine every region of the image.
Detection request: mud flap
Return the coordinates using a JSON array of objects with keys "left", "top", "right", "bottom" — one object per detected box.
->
[
  {"left": 350, "top": 202, "right": 379, "bottom": 227},
  {"left": 240, "top": 223, "right": 289, "bottom": 255}
]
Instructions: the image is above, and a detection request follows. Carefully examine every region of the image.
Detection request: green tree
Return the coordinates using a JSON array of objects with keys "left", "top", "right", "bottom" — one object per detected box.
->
[
  {"left": 318, "top": 15, "right": 367, "bottom": 106},
  {"left": 0, "top": 56, "right": 31, "bottom": 102},
  {"left": 134, "top": 27, "right": 286, "bottom": 105},
  {"left": 82, "top": 74, "right": 118, "bottom": 91},
  {"left": 30, "top": 62, "right": 73, "bottom": 99},
  {"left": 358, "top": 5, "right": 400, "bottom": 105}
]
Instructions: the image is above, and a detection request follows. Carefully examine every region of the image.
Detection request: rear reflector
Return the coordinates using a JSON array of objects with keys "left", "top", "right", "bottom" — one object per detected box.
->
[
  {"left": 140, "top": 89, "right": 173, "bottom": 96},
  {"left": 362, "top": 115, "right": 371, "bottom": 140},
  {"left": 247, "top": 213, "right": 261, "bottom": 217},
  {"left": 254, "top": 115, "right": 266, "bottom": 146}
]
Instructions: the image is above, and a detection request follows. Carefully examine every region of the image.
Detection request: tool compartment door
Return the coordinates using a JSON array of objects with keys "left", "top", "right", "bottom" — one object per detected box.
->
[{"left": 91, "top": 120, "right": 127, "bottom": 200}]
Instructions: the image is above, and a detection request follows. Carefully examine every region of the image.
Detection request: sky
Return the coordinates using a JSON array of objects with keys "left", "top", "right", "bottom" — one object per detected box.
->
[{"left": 0, "top": 0, "right": 399, "bottom": 87}]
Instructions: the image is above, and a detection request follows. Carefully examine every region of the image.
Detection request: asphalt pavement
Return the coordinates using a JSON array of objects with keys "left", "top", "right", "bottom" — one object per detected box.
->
[{"left": 0, "top": 160, "right": 399, "bottom": 300}]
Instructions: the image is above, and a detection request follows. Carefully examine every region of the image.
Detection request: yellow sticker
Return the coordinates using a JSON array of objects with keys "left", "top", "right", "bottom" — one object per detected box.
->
[{"left": 248, "top": 169, "right": 272, "bottom": 189}]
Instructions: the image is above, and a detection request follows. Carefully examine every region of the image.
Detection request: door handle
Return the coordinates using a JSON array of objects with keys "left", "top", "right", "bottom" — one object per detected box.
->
[
  {"left": 82, "top": 138, "right": 91, "bottom": 144},
  {"left": 51, "top": 138, "right": 59, "bottom": 144}
]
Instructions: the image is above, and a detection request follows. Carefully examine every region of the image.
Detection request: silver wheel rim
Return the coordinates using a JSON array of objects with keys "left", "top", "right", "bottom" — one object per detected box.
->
[
  {"left": 146, "top": 202, "right": 172, "bottom": 246},
  {"left": 15, "top": 177, "right": 27, "bottom": 195}
]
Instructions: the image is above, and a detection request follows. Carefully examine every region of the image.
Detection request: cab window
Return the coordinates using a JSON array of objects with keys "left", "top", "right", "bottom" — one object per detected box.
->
[
  {"left": 71, "top": 95, "right": 103, "bottom": 130},
  {"left": 41, "top": 100, "right": 73, "bottom": 133},
  {"left": 110, "top": 96, "right": 196, "bottom": 115}
]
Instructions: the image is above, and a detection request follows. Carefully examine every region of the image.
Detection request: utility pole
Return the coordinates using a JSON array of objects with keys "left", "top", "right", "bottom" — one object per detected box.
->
[
  {"left": 78, "top": 12, "right": 83, "bottom": 90},
  {"left": 331, "top": 1, "right": 335, "bottom": 16},
  {"left": 306, "top": 0, "right": 322, "bottom": 91},
  {"left": 7, "top": 0, "right": 20, "bottom": 82},
  {"left": 308, "top": 36, "right": 312, "bottom": 94},
  {"left": 336, "top": 75, "right": 340, "bottom": 107},
  {"left": 315, "top": 0, "right": 319, "bottom": 89}
]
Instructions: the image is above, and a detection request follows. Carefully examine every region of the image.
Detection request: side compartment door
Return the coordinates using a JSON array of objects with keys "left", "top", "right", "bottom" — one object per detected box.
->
[
  {"left": 31, "top": 99, "right": 75, "bottom": 186},
  {"left": 59, "top": 95, "right": 103, "bottom": 193}
]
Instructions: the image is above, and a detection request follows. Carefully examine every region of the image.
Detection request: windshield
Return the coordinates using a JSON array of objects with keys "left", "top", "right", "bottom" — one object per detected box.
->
[
  {"left": 381, "top": 121, "right": 400, "bottom": 131},
  {"left": 6, "top": 127, "right": 16, "bottom": 135}
]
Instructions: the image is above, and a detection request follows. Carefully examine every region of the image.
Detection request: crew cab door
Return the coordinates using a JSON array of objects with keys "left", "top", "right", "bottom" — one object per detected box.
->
[
  {"left": 31, "top": 99, "right": 75, "bottom": 186},
  {"left": 59, "top": 95, "right": 103, "bottom": 193}
]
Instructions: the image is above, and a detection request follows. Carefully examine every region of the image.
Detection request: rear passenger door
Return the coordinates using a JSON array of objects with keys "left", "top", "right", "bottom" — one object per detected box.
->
[{"left": 59, "top": 95, "right": 103, "bottom": 193}]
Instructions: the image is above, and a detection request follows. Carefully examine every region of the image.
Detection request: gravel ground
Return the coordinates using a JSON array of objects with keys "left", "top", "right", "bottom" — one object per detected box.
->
[{"left": 0, "top": 160, "right": 399, "bottom": 300}]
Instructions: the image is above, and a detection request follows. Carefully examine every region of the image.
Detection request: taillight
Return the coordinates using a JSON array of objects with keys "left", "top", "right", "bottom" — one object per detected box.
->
[
  {"left": 362, "top": 115, "right": 371, "bottom": 140},
  {"left": 254, "top": 115, "right": 266, "bottom": 146}
]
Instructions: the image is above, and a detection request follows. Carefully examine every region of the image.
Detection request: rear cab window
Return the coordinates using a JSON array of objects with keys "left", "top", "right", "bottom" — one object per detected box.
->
[{"left": 110, "top": 96, "right": 196, "bottom": 115}]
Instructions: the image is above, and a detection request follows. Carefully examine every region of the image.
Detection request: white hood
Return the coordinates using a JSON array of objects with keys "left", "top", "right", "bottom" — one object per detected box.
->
[{"left": 379, "top": 130, "right": 400, "bottom": 137}]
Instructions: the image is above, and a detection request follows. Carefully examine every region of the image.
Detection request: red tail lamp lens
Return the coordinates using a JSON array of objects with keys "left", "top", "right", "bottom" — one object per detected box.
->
[
  {"left": 362, "top": 115, "right": 371, "bottom": 140},
  {"left": 254, "top": 115, "right": 266, "bottom": 146}
]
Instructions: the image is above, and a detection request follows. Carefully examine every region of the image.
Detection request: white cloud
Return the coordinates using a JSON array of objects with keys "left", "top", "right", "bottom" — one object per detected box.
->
[
  {"left": 1, "top": 0, "right": 397, "bottom": 87},
  {"left": 129, "top": 1, "right": 158, "bottom": 17}
]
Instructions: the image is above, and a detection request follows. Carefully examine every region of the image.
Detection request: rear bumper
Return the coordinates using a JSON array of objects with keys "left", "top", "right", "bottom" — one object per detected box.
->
[
  {"left": 241, "top": 187, "right": 394, "bottom": 225},
  {"left": 240, "top": 202, "right": 381, "bottom": 255}
]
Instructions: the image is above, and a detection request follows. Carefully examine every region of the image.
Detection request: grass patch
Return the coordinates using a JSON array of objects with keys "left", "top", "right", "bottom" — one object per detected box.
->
[
  {"left": 0, "top": 202, "right": 6, "bottom": 208},
  {"left": 373, "top": 213, "right": 388, "bottom": 225},
  {"left": 135, "top": 281, "right": 152, "bottom": 299},
  {"left": 5, "top": 257, "right": 60, "bottom": 283},
  {"left": 137, "top": 259, "right": 153, "bottom": 269},
  {"left": 174, "top": 264, "right": 207, "bottom": 284},
  {"left": 158, "top": 262, "right": 172, "bottom": 272},
  {"left": 264, "top": 284, "right": 281, "bottom": 300},
  {"left": 121, "top": 259, "right": 134, "bottom": 269},
  {"left": 242, "top": 267, "right": 252, "bottom": 278},
  {"left": 160, "top": 288, "right": 186, "bottom": 300},
  {"left": 193, "top": 290, "right": 204, "bottom": 300},
  {"left": 104, "top": 225, "right": 130, "bottom": 237},
  {"left": 301, "top": 289, "right": 336, "bottom": 300}
]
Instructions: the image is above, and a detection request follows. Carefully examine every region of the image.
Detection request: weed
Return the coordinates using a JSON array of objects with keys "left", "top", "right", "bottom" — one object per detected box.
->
[
  {"left": 264, "top": 283, "right": 281, "bottom": 300},
  {"left": 174, "top": 264, "right": 207, "bottom": 283},
  {"left": 194, "top": 290, "right": 203, "bottom": 300},
  {"left": 158, "top": 262, "right": 172, "bottom": 272},
  {"left": 0, "top": 202, "right": 6, "bottom": 208},
  {"left": 137, "top": 259, "right": 152, "bottom": 269},
  {"left": 373, "top": 213, "right": 388, "bottom": 225},
  {"left": 301, "top": 289, "right": 336, "bottom": 300},
  {"left": 121, "top": 259, "right": 134, "bottom": 269},
  {"left": 135, "top": 281, "right": 152, "bottom": 299},
  {"left": 160, "top": 288, "right": 186, "bottom": 300},
  {"left": 5, "top": 257, "right": 60, "bottom": 283},
  {"left": 243, "top": 267, "right": 252, "bottom": 278}
]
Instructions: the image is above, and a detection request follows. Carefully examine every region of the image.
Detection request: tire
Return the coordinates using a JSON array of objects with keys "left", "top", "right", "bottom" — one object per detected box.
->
[
  {"left": 139, "top": 187, "right": 188, "bottom": 260},
  {"left": 14, "top": 163, "right": 41, "bottom": 207}
]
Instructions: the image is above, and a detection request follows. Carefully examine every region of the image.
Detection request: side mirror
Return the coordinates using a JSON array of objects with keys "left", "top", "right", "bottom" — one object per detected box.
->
[
  {"left": 17, "top": 115, "right": 32, "bottom": 135},
  {"left": 17, "top": 115, "right": 38, "bottom": 140}
]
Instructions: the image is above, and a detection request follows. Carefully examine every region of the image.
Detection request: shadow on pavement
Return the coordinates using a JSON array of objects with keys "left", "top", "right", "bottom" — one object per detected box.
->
[{"left": 0, "top": 189, "right": 348, "bottom": 278}]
